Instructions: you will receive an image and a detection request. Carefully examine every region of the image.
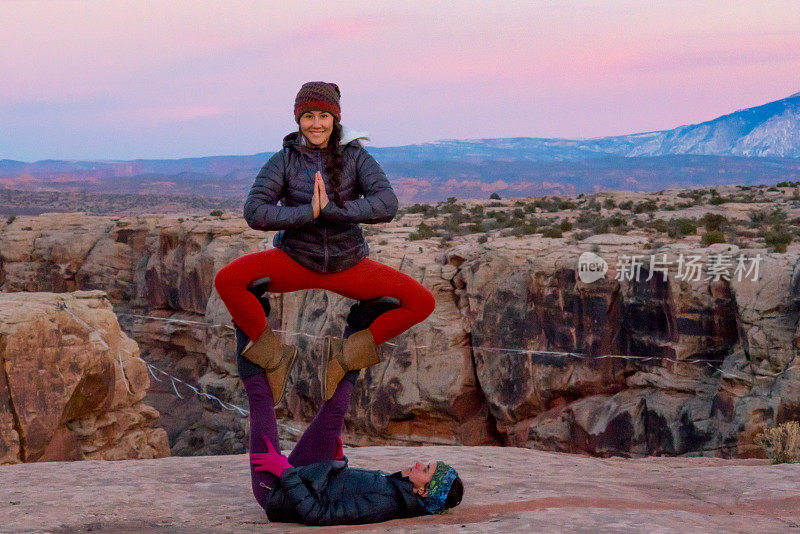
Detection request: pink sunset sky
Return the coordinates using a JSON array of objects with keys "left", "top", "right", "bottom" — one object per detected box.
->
[{"left": 1, "top": 0, "right": 799, "bottom": 161}]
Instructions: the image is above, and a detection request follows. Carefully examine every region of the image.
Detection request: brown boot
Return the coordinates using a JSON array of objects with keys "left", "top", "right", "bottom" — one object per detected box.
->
[
  {"left": 322, "top": 329, "right": 379, "bottom": 401},
  {"left": 243, "top": 325, "right": 298, "bottom": 405}
]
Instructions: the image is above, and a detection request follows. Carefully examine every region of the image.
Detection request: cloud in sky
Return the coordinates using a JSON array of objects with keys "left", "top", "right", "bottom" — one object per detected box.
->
[{"left": 1, "top": 0, "right": 799, "bottom": 160}]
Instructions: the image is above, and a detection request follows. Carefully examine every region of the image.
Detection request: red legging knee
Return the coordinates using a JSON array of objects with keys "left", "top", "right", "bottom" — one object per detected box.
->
[{"left": 214, "top": 248, "right": 435, "bottom": 345}]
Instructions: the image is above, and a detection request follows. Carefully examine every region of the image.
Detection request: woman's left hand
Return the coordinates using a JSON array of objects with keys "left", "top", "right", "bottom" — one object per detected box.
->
[{"left": 315, "top": 172, "right": 329, "bottom": 211}]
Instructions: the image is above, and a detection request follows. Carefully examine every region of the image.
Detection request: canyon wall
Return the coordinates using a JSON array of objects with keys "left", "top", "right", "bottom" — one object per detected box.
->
[
  {"left": 0, "top": 213, "right": 797, "bottom": 457},
  {"left": 0, "top": 290, "right": 169, "bottom": 463}
]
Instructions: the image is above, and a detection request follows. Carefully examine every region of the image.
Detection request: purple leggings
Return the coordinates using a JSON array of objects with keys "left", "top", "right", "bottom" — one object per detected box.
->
[{"left": 243, "top": 372, "right": 353, "bottom": 509}]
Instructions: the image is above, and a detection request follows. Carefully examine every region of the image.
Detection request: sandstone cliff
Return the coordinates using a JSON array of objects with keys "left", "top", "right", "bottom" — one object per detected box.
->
[
  {"left": 0, "top": 196, "right": 798, "bottom": 458},
  {"left": 0, "top": 290, "right": 169, "bottom": 464}
]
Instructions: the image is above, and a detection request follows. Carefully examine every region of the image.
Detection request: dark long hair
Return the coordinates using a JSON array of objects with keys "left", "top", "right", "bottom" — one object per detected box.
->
[{"left": 325, "top": 120, "right": 346, "bottom": 208}]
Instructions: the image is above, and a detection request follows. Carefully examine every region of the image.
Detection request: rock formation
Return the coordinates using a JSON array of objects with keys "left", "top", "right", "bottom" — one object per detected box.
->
[
  {"left": 0, "top": 192, "right": 798, "bottom": 458},
  {"left": 0, "top": 290, "right": 169, "bottom": 463}
]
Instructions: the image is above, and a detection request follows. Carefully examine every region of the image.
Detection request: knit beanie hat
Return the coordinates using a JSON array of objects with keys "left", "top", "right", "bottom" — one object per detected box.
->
[
  {"left": 420, "top": 461, "right": 459, "bottom": 514},
  {"left": 294, "top": 81, "right": 341, "bottom": 123}
]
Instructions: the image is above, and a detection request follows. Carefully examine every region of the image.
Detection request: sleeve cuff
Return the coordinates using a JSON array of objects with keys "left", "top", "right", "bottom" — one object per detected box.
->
[
  {"left": 320, "top": 201, "right": 337, "bottom": 219},
  {"left": 299, "top": 203, "right": 315, "bottom": 224}
]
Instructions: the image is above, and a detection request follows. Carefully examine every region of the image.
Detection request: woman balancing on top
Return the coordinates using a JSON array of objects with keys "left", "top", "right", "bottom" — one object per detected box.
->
[
  {"left": 215, "top": 81, "right": 463, "bottom": 525},
  {"left": 214, "top": 80, "right": 436, "bottom": 403}
]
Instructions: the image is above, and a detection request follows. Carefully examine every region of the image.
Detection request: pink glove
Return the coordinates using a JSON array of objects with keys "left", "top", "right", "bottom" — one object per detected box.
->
[
  {"left": 250, "top": 436, "right": 293, "bottom": 477},
  {"left": 334, "top": 436, "right": 344, "bottom": 461}
]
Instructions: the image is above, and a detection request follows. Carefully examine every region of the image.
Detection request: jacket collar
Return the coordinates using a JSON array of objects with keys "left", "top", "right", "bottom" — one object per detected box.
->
[{"left": 387, "top": 472, "right": 430, "bottom": 515}]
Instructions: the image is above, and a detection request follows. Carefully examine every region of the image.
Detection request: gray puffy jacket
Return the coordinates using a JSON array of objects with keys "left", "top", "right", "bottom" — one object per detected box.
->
[
  {"left": 243, "top": 127, "right": 398, "bottom": 273},
  {"left": 265, "top": 458, "right": 428, "bottom": 526}
]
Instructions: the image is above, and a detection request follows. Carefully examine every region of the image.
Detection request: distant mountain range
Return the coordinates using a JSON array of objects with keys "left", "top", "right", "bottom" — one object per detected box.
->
[{"left": 2, "top": 92, "right": 799, "bottom": 202}]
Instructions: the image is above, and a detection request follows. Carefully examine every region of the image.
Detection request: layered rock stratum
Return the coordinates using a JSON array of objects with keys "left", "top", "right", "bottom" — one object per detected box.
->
[
  {"left": 0, "top": 184, "right": 799, "bottom": 458},
  {"left": 0, "top": 291, "right": 168, "bottom": 464},
  {"left": 1, "top": 446, "right": 799, "bottom": 533}
]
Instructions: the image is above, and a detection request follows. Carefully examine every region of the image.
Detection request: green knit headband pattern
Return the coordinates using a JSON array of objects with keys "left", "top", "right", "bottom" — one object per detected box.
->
[{"left": 421, "top": 461, "right": 458, "bottom": 514}]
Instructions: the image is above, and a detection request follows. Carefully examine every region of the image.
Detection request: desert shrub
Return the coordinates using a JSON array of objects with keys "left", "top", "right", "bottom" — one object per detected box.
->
[
  {"left": 585, "top": 199, "right": 601, "bottom": 211},
  {"left": 757, "top": 421, "right": 800, "bottom": 464},
  {"left": 676, "top": 218, "right": 697, "bottom": 236},
  {"left": 482, "top": 219, "right": 501, "bottom": 231},
  {"left": 477, "top": 234, "right": 488, "bottom": 244},
  {"left": 593, "top": 219, "right": 610, "bottom": 234},
  {"left": 603, "top": 198, "right": 616, "bottom": 209},
  {"left": 701, "top": 213, "right": 727, "bottom": 232},
  {"left": 378, "top": 239, "right": 388, "bottom": 245},
  {"left": 542, "top": 227, "right": 563, "bottom": 238},
  {"left": 648, "top": 219, "right": 669, "bottom": 234},
  {"left": 572, "top": 230, "right": 592, "bottom": 241},
  {"left": 709, "top": 196, "right": 728, "bottom": 205},
  {"left": 6, "top": 215, "right": 15, "bottom": 224},
  {"left": 634, "top": 200, "right": 658, "bottom": 213},
  {"left": 560, "top": 220, "right": 573, "bottom": 231},
  {"left": 469, "top": 205, "right": 484, "bottom": 216},
  {"left": 609, "top": 214, "right": 627, "bottom": 227},
  {"left": 750, "top": 210, "right": 767, "bottom": 225},
  {"left": 667, "top": 217, "right": 697, "bottom": 238},
  {"left": 512, "top": 208, "right": 525, "bottom": 219},
  {"left": 702, "top": 230, "right": 726, "bottom": 246},
  {"left": 512, "top": 222, "right": 539, "bottom": 236},
  {"left": 764, "top": 228, "right": 793, "bottom": 252},
  {"left": 618, "top": 200, "right": 634, "bottom": 211},
  {"left": 210, "top": 209, "right": 223, "bottom": 217},
  {"left": 612, "top": 225, "right": 631, "bottom": 234},
  {"left": 405, "top": 203, "right": 436, "bottom": 217},
  {"left": 409, "top": 222, "right": 435, "bottom": 241},
  {"left": 439, "top": 197, "right": 462, "bottom": 214},
  {"left": 486, "top": 210, "right": 508, "bottom": 223},
  {"left": 576, "top": 211, "right": 601, "bottom": 229},
  {"left": 443, "top": 212, "right": 470, "bottom": 232}
]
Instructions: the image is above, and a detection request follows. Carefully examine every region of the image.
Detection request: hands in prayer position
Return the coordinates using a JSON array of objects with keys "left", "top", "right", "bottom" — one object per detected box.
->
[{"left": 311, "top": 171, "right": 329, "bottom": 218}]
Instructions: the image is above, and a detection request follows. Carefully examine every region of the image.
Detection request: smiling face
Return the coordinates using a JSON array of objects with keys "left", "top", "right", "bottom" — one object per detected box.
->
[
  {"left": 401, "top": 461, "right": 437, "bottom": 497},
  {"left": 299, "top": 110, "right": 334, "bottom": 148}
]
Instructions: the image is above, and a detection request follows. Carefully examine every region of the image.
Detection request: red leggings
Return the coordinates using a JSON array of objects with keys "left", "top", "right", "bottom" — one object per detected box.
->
[{"left": 214, "top": 248, "right": 436, "bottom": 345}]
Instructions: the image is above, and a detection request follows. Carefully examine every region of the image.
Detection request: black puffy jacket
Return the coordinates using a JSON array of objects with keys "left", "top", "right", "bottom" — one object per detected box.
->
[
  {"left": 243, "top": 129, "right": 398, "bottom": 273},
  {"left": 265, "top": 458, "right": 429, "bottom": 526}
]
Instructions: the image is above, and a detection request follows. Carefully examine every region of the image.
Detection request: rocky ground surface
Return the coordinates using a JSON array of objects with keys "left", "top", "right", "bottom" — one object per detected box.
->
[
  {"left": 1, "top": 184, "right": 799, "bottom": 458},
  {"left": 1, "top": 446, "right": 799, "bottom": 533}
]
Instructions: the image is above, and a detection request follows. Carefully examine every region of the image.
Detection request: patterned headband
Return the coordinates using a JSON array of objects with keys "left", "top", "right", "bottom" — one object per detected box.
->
[{"left": 421, "top": 461, "right": 458, "bottom": 514}]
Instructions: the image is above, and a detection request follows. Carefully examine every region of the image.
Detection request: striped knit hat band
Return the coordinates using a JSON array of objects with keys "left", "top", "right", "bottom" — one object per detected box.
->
[{"left": 294, "top": 81, "right": 341, "bottom": 123}]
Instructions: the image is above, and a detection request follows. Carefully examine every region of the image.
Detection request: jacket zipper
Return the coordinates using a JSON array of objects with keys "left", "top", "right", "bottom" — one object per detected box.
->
[{"left": 319, "top": 151, "right": 329, "bottom": 271}]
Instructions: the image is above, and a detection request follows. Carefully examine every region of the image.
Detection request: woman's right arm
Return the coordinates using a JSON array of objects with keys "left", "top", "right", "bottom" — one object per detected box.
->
[{"left": 243, "top": 150, "right": 315, "bottom": 230}]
